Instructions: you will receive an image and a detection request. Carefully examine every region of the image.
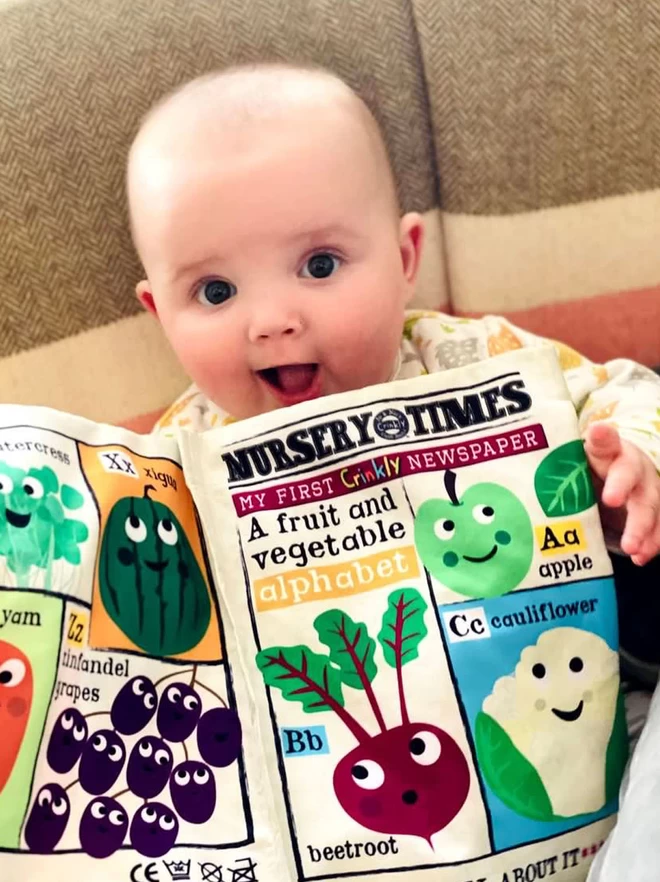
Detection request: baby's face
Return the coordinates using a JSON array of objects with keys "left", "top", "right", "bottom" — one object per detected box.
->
[{"left": 134, "top": 111, "right": 422, "bottom": 419}]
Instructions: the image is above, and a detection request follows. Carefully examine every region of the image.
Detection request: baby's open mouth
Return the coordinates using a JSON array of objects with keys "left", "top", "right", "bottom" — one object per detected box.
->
[{"left": 257, "top": 364, "right": 321, "bottom": 404}]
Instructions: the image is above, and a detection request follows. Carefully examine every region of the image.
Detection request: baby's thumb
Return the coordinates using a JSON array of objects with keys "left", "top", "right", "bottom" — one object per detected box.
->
[{"left": 584, "top": 423, "right": 622, "bottom": 479}]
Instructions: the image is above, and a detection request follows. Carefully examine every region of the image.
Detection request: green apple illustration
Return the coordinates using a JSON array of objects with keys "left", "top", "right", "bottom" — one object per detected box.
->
[{"left": 414, "top": 471, "right": 533, "bottom": 598}]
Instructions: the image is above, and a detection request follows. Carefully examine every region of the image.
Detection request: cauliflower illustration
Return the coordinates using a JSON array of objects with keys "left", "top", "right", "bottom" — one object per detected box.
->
[{"left": 477, "top": 627, "right": 626, "bottom": 820}]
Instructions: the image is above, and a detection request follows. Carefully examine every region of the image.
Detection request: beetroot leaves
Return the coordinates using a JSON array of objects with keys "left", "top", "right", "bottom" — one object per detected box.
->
[{"left": 256, "top": 588, "right": 470, "bottom": 846}]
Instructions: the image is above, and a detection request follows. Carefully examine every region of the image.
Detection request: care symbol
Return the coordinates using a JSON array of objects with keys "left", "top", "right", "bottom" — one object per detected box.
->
[{"left": 199, "top": 864, "right": 223, "bottom": 882}]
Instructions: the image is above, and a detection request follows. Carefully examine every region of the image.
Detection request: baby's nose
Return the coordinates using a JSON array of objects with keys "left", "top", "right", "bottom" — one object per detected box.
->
[{"left": 248, "top": 309, "right": 304, "bottom": 343}]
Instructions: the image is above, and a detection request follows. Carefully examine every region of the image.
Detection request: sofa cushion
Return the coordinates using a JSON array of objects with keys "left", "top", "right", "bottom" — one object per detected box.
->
[{"left": 412, "top": 0, "right": 660, "bottom": 365}]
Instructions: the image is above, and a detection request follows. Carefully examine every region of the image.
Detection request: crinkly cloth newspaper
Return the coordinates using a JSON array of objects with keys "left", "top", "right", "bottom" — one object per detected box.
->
[{"left": 0, "top": 348, "right": 626, "bottom": 882}]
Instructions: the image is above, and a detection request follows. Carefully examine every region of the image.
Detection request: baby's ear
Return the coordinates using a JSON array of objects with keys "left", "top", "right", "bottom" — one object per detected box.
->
[
  {"left": 399, "top": 212, "right": 425, "bottom": 287},
  {"left": 136, "top": 280, "right": 158, "bottom": 316}
]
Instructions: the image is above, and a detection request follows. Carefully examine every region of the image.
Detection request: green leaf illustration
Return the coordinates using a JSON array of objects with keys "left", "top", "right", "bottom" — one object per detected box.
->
[
  {"left": 605, "top": 692, "right": 629, "bottom": 803},
  {"left": 534, "top": 440, "right": 596, "bottom": 516},
  {"left": 378, "top": 588, "right": 428, "bottom": 669},
  {"left": 61, "top": 484, "right": 84, "bottom": 510},
  {"left": 475, "top": 711, "right": 555, "bottom": 821},
  {"left": 256, "top": 645, "right": 344, "bottom": 714},
  {"left": 314, "top": 610, "right": 377, "bottom": 690}
]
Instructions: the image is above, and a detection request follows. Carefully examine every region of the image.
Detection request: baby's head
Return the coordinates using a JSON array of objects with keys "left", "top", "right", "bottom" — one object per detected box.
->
[{"left": 127, "top": 63, "right": 424, "bottom": 419}]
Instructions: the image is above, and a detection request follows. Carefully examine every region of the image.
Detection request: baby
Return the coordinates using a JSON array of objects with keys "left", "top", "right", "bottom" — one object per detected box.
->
[{"left": 126, "top": 62, "right": 660, "bottom": 566}]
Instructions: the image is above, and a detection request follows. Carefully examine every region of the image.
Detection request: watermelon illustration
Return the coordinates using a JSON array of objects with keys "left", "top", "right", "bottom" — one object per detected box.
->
[{"left": 99, "top": 485, "right": 211, "bottom": 657}]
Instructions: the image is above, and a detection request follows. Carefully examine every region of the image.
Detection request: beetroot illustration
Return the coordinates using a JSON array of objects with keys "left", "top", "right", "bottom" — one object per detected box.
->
[
  {"left": 256, "top": 588, "right": 470, "bottom": 847},
  {"left": 333, "top": 724, "right": 470, "bottom": 844}
]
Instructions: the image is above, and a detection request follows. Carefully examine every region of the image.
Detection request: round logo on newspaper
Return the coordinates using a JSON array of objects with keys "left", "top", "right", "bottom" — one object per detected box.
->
[{"left": 373, "top": 409, "right": 409, "bottom": 441}]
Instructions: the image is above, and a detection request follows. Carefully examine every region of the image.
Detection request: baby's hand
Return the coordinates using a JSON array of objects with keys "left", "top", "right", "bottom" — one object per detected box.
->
[{"left": 585, "top": 423, "right": 660, "bottom": 566}]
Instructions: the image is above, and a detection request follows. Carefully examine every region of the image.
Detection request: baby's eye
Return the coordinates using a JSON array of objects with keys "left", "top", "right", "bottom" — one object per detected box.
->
[
  {"left": 300, "top": 253, "right": 341, "bottom": 280},
  {"left": 196, "top": 278, "right": 237, "bottom": 306}
]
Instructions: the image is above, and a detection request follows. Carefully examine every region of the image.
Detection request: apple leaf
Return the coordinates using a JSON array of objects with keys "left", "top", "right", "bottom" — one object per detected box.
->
[{"left": 534, "top": 440, "right": 595, "bottom": 517}]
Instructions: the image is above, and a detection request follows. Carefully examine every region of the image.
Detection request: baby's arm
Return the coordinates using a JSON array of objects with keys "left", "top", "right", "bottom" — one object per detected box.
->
[
  {"left": 151, "top": 386, "right": 231, "bottom": 435},
  {"left": 406, "top": 312, "right": 660, "bottom": 563},
  {"left": 485, "top": 316, "right": 660, "bottom": 565}
]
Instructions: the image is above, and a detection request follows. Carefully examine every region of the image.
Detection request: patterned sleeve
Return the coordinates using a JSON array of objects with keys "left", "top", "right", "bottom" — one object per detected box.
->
[
  {"left": 151, "top": 385, "right": 235, "bottom": 436},
  {"left": 487, "top": 316, "right": 660, "bottom": 473},
  {"left": 404, "top": 310, "right": 660, "bottom": 472}
]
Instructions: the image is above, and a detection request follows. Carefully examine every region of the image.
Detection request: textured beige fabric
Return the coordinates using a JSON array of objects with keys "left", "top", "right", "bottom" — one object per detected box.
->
[
  {"left": 0, "top": 0, "right": 438, "bottom": 358},
  {"left": 411, "top": 0, "right": 660, "bottom": 214},
  {"left": 0, "top": 314, "right": 189, "bottom": 423},
  {"left": 443, "top": 189, "right": 660, "bottom": 313}
]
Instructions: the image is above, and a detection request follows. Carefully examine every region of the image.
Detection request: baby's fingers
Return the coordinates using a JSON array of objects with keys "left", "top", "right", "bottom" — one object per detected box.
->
[
  {"left": 601, "top": 455, "right": 642, "bottom": 509},
  {"left": 630, "top": 513, "right": 660, "bottom": 566},
  {"left": 621, "top": 488, "right": 660, "bottom": 559}
]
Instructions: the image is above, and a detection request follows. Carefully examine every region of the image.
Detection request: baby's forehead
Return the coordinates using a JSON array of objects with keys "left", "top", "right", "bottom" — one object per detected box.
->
[
  {"left": 146, "top": 84, "right": 377, "bottom": 165},
  {"left": 128, "top": 68, "right": 399, "bottom": 256}
]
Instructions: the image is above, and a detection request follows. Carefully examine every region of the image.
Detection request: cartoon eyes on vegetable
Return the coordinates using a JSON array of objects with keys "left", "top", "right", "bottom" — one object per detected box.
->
[
  {"left": 127, "top": 736, "right": 173, "bottom": 800},
  {"left": 414, "top": 471, "right": 534, "bottom": 598},
  {"left": 0, "top": 461, "right": 88, "bottom": 575},
  {"left": 110, "top": 676, "right": 158, "bottom": 735},
  {"left": 257, "top": 589, "right": 470, "bottom": 846},
  {"left": 79, "top": 796, "right": 128, "bottom": 858},
  {"left": 78, "top": 729, "right": 126, "bottom": 795},
  {"left": 157, "top": 682, "right": 202, "bottom": 742},
  {"left": 24, "top": 784, "right": 71, "bottom": 853},
  {"left": 98, "top": 486, "right": 211, "bottom": 657},
  {"left": 169, "top": 760, "right": 216, "bottom": 824},
  {"left": 129, "top": 802, "right": 179, "bottom": 858},
  {"left": 47, "top": 708, "right": 88, "bottom": 774},
  {"left": 0, "top": 641, "right": 33, "bottom": 795},
  {"left": 478, "top": 627, "right": 625, "bottom": 820}
]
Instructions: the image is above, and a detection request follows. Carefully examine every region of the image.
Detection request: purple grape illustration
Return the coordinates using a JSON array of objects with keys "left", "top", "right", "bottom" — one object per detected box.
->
[
  {"left": 79, "top": 796, "right": 128, "bottom": 858},
  {"left": 111, "top": 676, "right": 158, "bottom": 736},
  {"left": 79, "top": 729, "right": 126, "bottom": 795},
  {"left": 127, "top": 736, "right": 173, "bottom": 799},
  {"left": 130, "top": 802, "right": 178, "bottom": 858},
  {"left": 196, "top": 707, "right": 242, "bottom": 768},
  {"left": 24, "top": 784, "right": 70, "bottom": 853},
  {"left": 156, "top": 683, "right": 201, "bottom": 742},
  {"left": 169, "top": 760, "right": 216, "bottom": 824},
  {"left": 46, "top": 708, "right": 88, "bottom": 774}
]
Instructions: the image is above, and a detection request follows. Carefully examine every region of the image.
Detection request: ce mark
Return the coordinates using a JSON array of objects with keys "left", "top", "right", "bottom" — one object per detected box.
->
[{"left": 130, "top": 863, "right": 160, "bottom": 882}]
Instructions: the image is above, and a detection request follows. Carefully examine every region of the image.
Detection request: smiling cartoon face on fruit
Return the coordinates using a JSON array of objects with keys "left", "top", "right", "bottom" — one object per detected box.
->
[
  {"left": 481, "top": 627, "right": 621, "bottom": 818},
  {"left": 414, "top": 471, "right": 533, "bottom": 598},
  {"left": 487, "top": 627, "right": 619, "bottom": 737},
  {"left": 0, "top": 460, "right": 88, "bottom": 575}
]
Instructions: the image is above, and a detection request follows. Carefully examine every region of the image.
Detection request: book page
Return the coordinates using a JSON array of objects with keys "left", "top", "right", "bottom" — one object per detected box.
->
[
  {"left": 0, "top": 406, "right": 293, "bottom": 882},
  {"left": 181, "top": 348, "right": 626, "bottom": 882}
]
